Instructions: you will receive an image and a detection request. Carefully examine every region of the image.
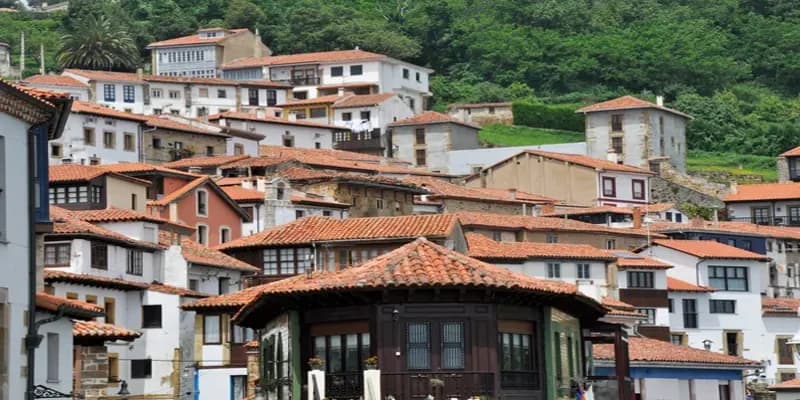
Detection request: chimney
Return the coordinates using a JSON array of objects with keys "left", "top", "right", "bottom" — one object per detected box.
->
[
  {"left": 729, "top": 180, "right": 738, "bottom": 194},
  {"left": 540, "top": 203, "right": 556, "bottom": 215},
  {"left": 656, "top": 96, "right": 664, "bottom": 106},
  {"left": 337, "top": 87, "right": 345, "bottom": 97},
  {"left": 136, "top": 68, "right": 144, "bottom": 80},
  {"left": 691, "top": 216, "right": 704, "bottom": 227},
  {"left": 287, "top": 112, "right": 297, "bottom": 122},
  {"left": 508, "top": 188, "right": 517, "bottom": 199},
  {"left": 606, "top": 148, "right": 618, "bottom": 164},
  {"left": 632, "top": 207, "right": 642, "bottom": 229}
]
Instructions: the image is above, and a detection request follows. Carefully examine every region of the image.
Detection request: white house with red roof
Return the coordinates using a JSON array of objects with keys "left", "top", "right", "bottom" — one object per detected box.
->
[
  {"left": 643, "top": 239, "right": 770, "bottom": 368},
  {"left": 388, "top": 111, "right": 481, "bottom": 172},
  {"left": 577, "top": 95, "right": 692, "bottom": 172},
  {"left": 20, "top": 74, "right": 91, "bottom": 100},
  {"left": 221, "top": 48, "right": 433, "bottom": 113},
  {"left": 724, "top": 181, "right": 800, "bottom": 226},
  {"left": 209, "top": 111, "right": 346, "bottom": 151},
  {"left": 146, "top": 28, "right": 270, "bottom": 78}
]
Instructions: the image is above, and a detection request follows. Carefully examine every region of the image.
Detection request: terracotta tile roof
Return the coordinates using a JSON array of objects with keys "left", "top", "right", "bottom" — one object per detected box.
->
[
  {"left": 466, "top": 233, "right": 615, "bottom": 261},
  {"left": 608, "top": 250, "right": 672, "bottom": 270},
  {"left": 222, "top": 186, "right": 264, "bottom": 203},
  {"left": 49, "top": 164, "right": 151, "bottom": 185},
  {"left": 601, "top": 296, "right": 647, "bottom": 318},
  {"left": 593, "top": 336, "right": 757, "bottom": 366},
  {"left": 36, "top": 292, "right": 103, "bottom": 319},
  {"left": 73, "top": 320, "right": 140, "bottom": 342},
  {"left": 70, "top": 101, "right": 149, "bottom": 122},
  {"left": 316, "top": 82, "right": 379, "bottom": 90},
  {"left": 182, "top": 284, "right": 266, "bottom": 311},
  {"left": 162, "top": 154, "right": 250, "bottom": 169},
  {"left": 780, "top": 146, "right": 800, "bottom": 157},
  {"left": 259, "top": 145, "right": 403, "bottom": 163},
  {"left": 404, "top": 176, "right": 556, "bottom": 205},
  {"left": 523, "top": 150, "right": 654, "bottom": 175},
  {"left": 723, "top": 182, "right": 800, "bottom": 202},
  {"left": 290, "top": 192, "right": 350, "bottom": 208},
  {"left": 22, "top": 74, "right": 89, "bottom": 88},
  {"left": 652, "top": 239, "right": 770, "bottom": 261},
  {"left": 770, "top": 377, "right": 800, "bottom": 390},
  {"left": 143, "top": 76, "right": 286, "bottom": 87},
  {"left": 145, "top": 116, "right": 230, "bottom": 137},
  {"left": 217, "top": 214, "right": 458, "bottom": 250},
  {"left": 148, "top": 282, "right": 210, "bottom": 297},
  {"left": 237, "top": 80, "right": 293, "bottom": 88},
  {"left": 667, "top": 277, "right": 714, "bottom": 292},
  {"left": 576, "top": 96, "right": 692, "bottom": 119},
  {"left": 63, "top": 69, "right": 141, "bottom": 83},
  {"left": 277, "top": 167, "right": 422, "bottom": 191},
  {"left": 332, "top": 92, "right": 396, "bottom": 108},
  {"left": 644, "top": 203, "right": 676, "bottom": 213},
  {"left": 216, "top": 176, "right": 251, "bottom": 186},
  {"left": 762, "top": 297, "right": 800, "bottom": 315},
  {"left": 158, "top": 231, "right": 259, "bottom": 272},
  {"left": 44, "top": 270, "right": 149, "bottom": 291},
  {"left": 98, "top": 162, "right": 199, "bottom": 179},
  {"left": 388, "top": 111, "right": 481, "bottom": 129},
  {"left": 541, "top": 205, "right": 635, "bottom": 217},
  {"left": 234, "top": 238, "right": 602, "bottom": 324},
  {"left": 223, "top": 49, "right": 387, "bottom": 69},
  {"left": 652, "top": 220, "right": 800, "bottom": 241},
  {"left": 49, "top": 207, "right": 165, "bottom": 250},
  {"left": 147, "top": 176, "right": 209, "bottom": 207},
  {"left": 209, "top": 111, "right": 347, "bottom": 130},
  {"left": 278, "top": 94, "right": 345, "bottom": 107},
  {"left": 146, "top": 28, "right": 248, "bottom": 48},
  {"left": 50, "top": 206, "right": 193, "bottom": 232},
  {"left": 602, "top": 296, "right": 636, "bottom": 311},
  {"left": 455, "top": 212, "right": 664, "bottom": 239}
]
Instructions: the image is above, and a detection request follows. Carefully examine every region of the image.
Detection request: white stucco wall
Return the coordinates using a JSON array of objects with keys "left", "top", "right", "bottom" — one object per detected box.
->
[
  {"left": 34, "top": 316, "right": 73, "bottom": 395},
  {"left": 220, "top": 117, "right": 334, "bottom": 150},
  {"left": 447, "top": 143, "right": 587, "bottom": 176},
  {"left": 597, "top": 171, "right": 651, "bottom": 206},
  {"left": 197, "top": 367, "right": 248, "bottom": 400}
]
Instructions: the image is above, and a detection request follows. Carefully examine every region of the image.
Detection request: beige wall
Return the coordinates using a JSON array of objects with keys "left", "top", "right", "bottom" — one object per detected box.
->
[
  {"left": 465, "top": 227, "right": 648, "bottom": 251},
  {"left": 466, "top": 152, "right": 598, "bottom": 207},
  {"left": 441, "top": 199, "right": 530, "bottom": 215},
  {"left": 144, "top": 129, "right": 227, "bottom": 165},
  {"left": 106, "top": 176, "right": 148, "bottom": 212},
  {"left": 222, "top": 31, "right": 271, "bottom": 64}
]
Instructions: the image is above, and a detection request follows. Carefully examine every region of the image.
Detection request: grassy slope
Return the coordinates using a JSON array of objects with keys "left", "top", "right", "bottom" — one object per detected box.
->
[
  {"left": 686, "top": 150, "right": 777, "bottom": 183},
  {"left": 478, "top": 124, "right": 585, "bottom": 147}
]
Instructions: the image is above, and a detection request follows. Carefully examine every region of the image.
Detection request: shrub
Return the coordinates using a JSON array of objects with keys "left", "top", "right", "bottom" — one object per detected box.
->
[{"left": 512, "top": 101, "right": 584, "bottom": 132}]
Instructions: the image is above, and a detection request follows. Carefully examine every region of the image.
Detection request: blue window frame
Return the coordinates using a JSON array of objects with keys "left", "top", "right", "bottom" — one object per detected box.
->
[
  {"left": 103, "top": 84, "right": 115, "bottom": 102},
  {"left": 123, "top": 85, "right": 135, "bottom": 103}
]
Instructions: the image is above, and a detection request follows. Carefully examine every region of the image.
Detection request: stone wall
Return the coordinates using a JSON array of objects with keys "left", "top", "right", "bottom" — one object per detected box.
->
[
  {"left": 778, "top": 156, "right": 790, "bottom": 183},
  {"left": 76, "top": 345, "right": 109, "bottom": 399},
  {"left": 650, "top": 160, "right": 726, "bottom": 209}
]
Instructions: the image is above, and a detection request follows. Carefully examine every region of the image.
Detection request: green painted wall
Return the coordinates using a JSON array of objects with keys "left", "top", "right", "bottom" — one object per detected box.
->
[
  {"left": 290, "top": 310, "right": 302, "bottom": 400},
  {"left": 544, "top": 307, "right": 583, "bottom": 400}
]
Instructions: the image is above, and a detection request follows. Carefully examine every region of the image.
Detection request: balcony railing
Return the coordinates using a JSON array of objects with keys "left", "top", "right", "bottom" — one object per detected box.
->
[
  {"left": 274, "top": 77, "right": 320, "bottom": 86},
  {"left": 333, "top": 129, "right": 383, "bottom": 152},
  {"left": 728, "top": 216, "right": 800, "bottom": 226},
  {"left": 326, "top": 372, "right": 363, "bottom": 400},
  {"left": 381, "top": 371, "right": 494, "bottom": 399},
  {"left": 500, "top": 371, "right": 538, "bottom": 390}
]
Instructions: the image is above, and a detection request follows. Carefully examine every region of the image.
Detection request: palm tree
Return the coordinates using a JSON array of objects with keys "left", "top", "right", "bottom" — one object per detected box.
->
[{"left": 57, "top": 13, "right": 139, "bottom": 70}]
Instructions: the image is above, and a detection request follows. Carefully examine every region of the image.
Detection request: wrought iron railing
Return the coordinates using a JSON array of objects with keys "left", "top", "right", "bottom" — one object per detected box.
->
[
  {"left": 728, "top": 216, "right": 800, "bottom": 226},
  {"left": 500, "top": 370, "right": 538, "bottom": 390},
  {"left": 381, "top": 371, "right": 494, "bottom": 399},
  {"left": 326, "top": 371, "right": 364, "bottom": 400}
]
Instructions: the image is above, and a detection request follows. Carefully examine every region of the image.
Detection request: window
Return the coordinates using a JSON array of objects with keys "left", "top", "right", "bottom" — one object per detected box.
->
[
  {"left": 152, "top": 137, "right": 162, "bottom": 149},
  {"left": 203, "top": 315, "right": 221, "bottom": 344},
  {"left": 310, "top": 107, "right": 326, "bottom": 118},
  {"left": 198, "top": 88, "right": 209, "bottom": 98},
  {"left": 576, "top": 263, "right": 590, "bottom": 279},
  {"left": 104, "top": 298, "right": 116, "bottom": 324},
  {"left": 49, "top": 143, "right": 62, "bottom": 158},
  {"left": 312, "top": 332, "right": 370, "bottom": 373},
  {"left": 416, "top": 72, "right": 421, "bottom": 82},
  {"left": 492, "top": 231, "right": 502, "bottom": 241},
  {"left": 108, "top": 353, "right": 119, "bottom": 382},
  {"left": 295, "top": 210, "right": 305, "bottom": 220},
  {"left": 85, "top": 294, "right": 97, "bottom": 304},
  {"left": 189, "top": 279, "right": 199, "bottom": 292},
  {"left": 726, "top": 332, "right": 740, "bottom": 356},
  {"left": 123, "top": 85, "right": 135, "bottom": 103},
  {"left": 742, "top": 240, "right": 752, "bottom": 251},
  {"left": 103, "top": 131, "right": 115, "bottom": 149},
  {"left": 547, "top": 263, "right": 561, "bottom": 278},
  {"left": 360, "top": 111, "right": 371, "bottom": 121},
  {"left": 636, "top": 308, "right": 656, "bottom": 324},
  {"left": 217, "top": 277, "right": 231, "bottom": 295},
  {"left": 262, "top": 247, "right": 313, "bottom": 275},
  {"left": 151, "top": 88, "right": 162, "bottom": 98},
  {"left": 632, "top": 179, "right": 645, "bottom": 200},
  {"left": 546, "top": 234, "right": 558, "bottom": 243},
  {"left": 349, "top": 65, "right": 363, "bottom": 75},
  {"left": 82, "top": 127, "right": 96, "bottom": 146},
  {"left": 752, "top": 207, "right": 771, "bottom": 225},
  {"left": 323, "top": 210, "right": 332, "bottom": 217},
  {"left": 103, "top": 84, "right": 115, "bottom": 102},
  {"left": 407, "top": 322, "right": 430, "bottom": 369},
  {"left": 45, "top": 243, "right": 70, "bottom": 267},
  {"left": 789, "top": 207, "right": 800, "bottom": 226},
  {"left": 91, "top": 242, "right": 108, "bottom": 270},
  {"left": 403, "top": 68, "right": 410, "bottom": 79},
  {"left": 605, "top": 239, "right": 616, "bottom": 250},
  {"left": 710, "top": 299, "right": 736, "bottom": 314},
  {"left": 197, "top": 190, "right": 208, "bottom": 216},
  {"left": 197, "top": 225, "right": 208, "bottom": 245},
  {"left": 602, "top": 177, "right": 616, "bottom": 197},
  {"left": 168, "top": 90, "right": 181, "bottom": 99},
  {"left": 499, "top": 324, "right": 537, "bottom": 390},
  {"left": 283, "top": 136, "right": 294, "bottom": 147},
  {"left": 415, "top": 128, "right": 425, "bottom": 145},
  {"left": 709, "top": 266, "right": 748, "bottom": 291},
  {"left": 416, "top": 149, "right": 426, "bottom": 166},
  {"left": 276, "top": 184, "right": 285, "bottom": 200},
  {"left": 131, "top": 359, "right": 152, "bottom": 379},
  {"left": 668, "top": 298, "right": 674, "bottom": 313},
  {"left": 142, "top": 305, "right": 162, "bottom": 328},
  {"left": 341, "top": 112, "right": 352, "bottom": 121},
  {"left": 220, "top": 227, "right": 231, "bottom": 244},
  {"left": 46, "top": 333, "right": 59, "bottom": 382},
  {"left": 331, "top": 66, "right": 343, "bottom": 77},
  {"left": 627, "top": 271, "right": 653, "bottom": 288},
  {"left": 217, "top": 89, "right": 227, "bottom": 98},
  {"left": 441, "top": 322, "right": 464, "bottom": 369},
  {"left": 376, "top": 198, "right": 384, "bottom": 209},
  {"left": 315, "top": 142, "right": 322, "bottom": 149},
  {"left": 682, "top": 299, "right": 697, "bottom": 328},
  {"left": 231, "top": 324, "right": 254, "bottom": 344},
  {"left": 266, "top": 90, "right": 277, "bottom": 106},
  {"left": 123, "top": 133, "right": 135, "bottom": 151},
  {"left": 205, "top": 146, "right": 214, "bottom": 156},
  {"left": 778, "top": 337, "right": 794, "bottom": 365},
  {"left": 670, "top": 334, "right": 685, "bottom": 346},
  {"left": 611, "top": 114, "right": 623, "bottom": 131},
  {"left": 126, "top": 249, "right": 143, "bottom": 276},
  {"left": 232, "top": 375, "right": 247, "bottom": 400}
]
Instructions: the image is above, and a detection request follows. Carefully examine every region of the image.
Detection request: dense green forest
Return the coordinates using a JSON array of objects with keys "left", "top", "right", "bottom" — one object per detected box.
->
[{"left": 2, "top": 0, "right": 800, "bottom": 157}]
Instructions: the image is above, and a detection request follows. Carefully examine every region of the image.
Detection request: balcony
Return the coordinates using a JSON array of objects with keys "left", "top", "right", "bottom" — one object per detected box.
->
[
  {"left": 381, "top": 371, "right": 494, "bottom": 399},
  {"left": 333, "top": 129, "right": 384, "bottom": 152},
  {"left": 729, "top": 216, "right": 800, "bottom": 226},
  {"left": 274, "top": 76, "right": 321, "bottom": 86},
  {"left": 326, "top": 372, "right": 363, "bottom": 400}
]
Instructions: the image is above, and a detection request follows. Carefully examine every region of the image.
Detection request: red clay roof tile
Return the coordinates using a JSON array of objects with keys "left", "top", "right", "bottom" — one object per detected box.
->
[
  {"left": 723, "top": 182, "right": 800, "bottom": 202},
  {"left": 63, "top": 69, "right": 141, "bottom": 83},
  {"left": 594, "top": 336, "right": 757, "bottom": 366},
  {"left": 222, "top": 186, "right": 264, "bottom": 203},
  {"left": 405, "top": 176, "right": 555, "bottom": 205},
  {"left": 158, "top": 231, "right": 259, "bottom": 272},
  {"left": 44, "top": 270, "right": 149, "bottom": 291},
  {"left": 182, "top": 284, "right": 266, "bottom": 311},
  {"left": 576, "top": 95, "right": 691, "bottom": 119},
  {"left": 209, "top": 111, "right": 347, "bottom": 130},
  {"left": 388, "top": 111, "right": 481, "bottom": 129},
  {"left": 162, "top": 154, "right": 250, "bottom": 169},
  {"left": 332, "top": 93, "right": 396, "bottom": 108},
  {"left": 609, "top": 250, "right": 672, "bottom": 270},
  {"left": 652, "top": 239, "right": 770, "bottom": 261},
  {"left": 22, "top": 74, "right": 89, "bottom": 88},
  {"left": 667, "top": 277, "right": 714, "bottom": 292},
  {"left": 223, "top": 49, "right": 386, "bottom": 69},
  {"left": 73, "top": 320, "right": 140, "bottom": 341},
  {"left": 70, "top": 101, "right": 149, "bottom": 122},
  {"left": 456, "top": 212, "right": 663, "bottom": 239},
  {"left": 49, "top": 207, "right": 165, "bottom": 250},
  {"left": 36, "top": 292, "right": 104, "bottom": 319},
  {"left": 762, "top": 297, "right": 800, "bottom": 315},
  {"left": 466, "top": 233, "right": 615, "bottom": 261},
  {"left": 146, "top": 28, "right": 248, "bottom": 48}
]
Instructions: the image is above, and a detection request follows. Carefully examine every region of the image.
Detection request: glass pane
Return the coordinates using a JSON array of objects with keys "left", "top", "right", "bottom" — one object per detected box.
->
[
  {"left": 442, "top": 323, "right": 464, "bottom": 369},
  {"left": 728, "top": 278, "right": 747, "bottom": 291},
  {"left": 512, "top": 334, "right": 522, "bottom": 370},
  {"left": 361, "top": 333, "right": 370, "bottom": 363},
  {"left": 313, "top": 336, "right": 327, "bottom": 367},
  {"left": 521, "top": 335, "right": 532, "bottom": 370},
  {"left": 329, "top": 336, "right": 342, "bottom": 372},
  {"left": 501, "top": 333, "right": 512, "bottom": 370},
  {"left": 345, "top": 334, "right": 359, "bottom": 371},
  {"left": 407, "top": 323, "right": 430, "bottom": 369}
]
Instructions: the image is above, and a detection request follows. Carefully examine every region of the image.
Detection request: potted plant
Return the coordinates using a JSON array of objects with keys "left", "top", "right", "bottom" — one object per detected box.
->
[
  {"left": 308, "top": 356, "right": 325, "bottom": 371},
  {"left": 364, "top": 356, "right": 379, "bottom": 370}
]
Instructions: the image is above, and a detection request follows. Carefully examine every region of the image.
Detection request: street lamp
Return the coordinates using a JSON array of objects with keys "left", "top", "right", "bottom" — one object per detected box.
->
[
  {"left": 117, "top": 380, "right": 130, "bottom": 396},
  {"left": 702, "top": 339, "right": 713, "bottom": 351}
]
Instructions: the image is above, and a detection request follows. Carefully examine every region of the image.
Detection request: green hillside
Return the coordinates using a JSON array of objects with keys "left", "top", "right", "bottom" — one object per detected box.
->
[{"left": 479, "top": 124, "right": 584, "bottom": 147}]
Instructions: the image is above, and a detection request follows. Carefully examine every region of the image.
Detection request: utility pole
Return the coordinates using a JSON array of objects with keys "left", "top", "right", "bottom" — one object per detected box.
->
[
  {"left": 19, "top": 31, "right": 25, "bottom": 78},
  {"left": 39, "top": 43, "right": 44, "bottom": 75}
]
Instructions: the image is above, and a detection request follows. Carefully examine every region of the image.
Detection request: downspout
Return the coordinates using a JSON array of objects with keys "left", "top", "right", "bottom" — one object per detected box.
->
[{"left": 25, "top": 122, "right": 47, "bottom": 400}]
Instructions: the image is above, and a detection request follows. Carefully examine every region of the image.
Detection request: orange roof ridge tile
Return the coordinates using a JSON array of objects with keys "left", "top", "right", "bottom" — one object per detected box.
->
[
  {"left": 594, "top": 336, "right": 757, "bottom": 366},
  {"left": 652, "top": 239, "right": 770, "bottom": 261},
  {"left": 667, "top": 277, "right": 714, "bottom": 292},
  {"left": 466, "top": 233, "right": 615, "bottom": 261}
]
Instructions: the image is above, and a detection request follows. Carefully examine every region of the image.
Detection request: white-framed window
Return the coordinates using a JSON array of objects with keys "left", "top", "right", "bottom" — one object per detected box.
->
[
  {"left": 219, "top": 226, "right": 231, "bottom": 244},
  {"left": 197, "top": 224, "right": 208, "bottom": 245},
  {"left": 576, "top": 263, "right": 590, "bottom": 279},
  {"left": 196, "top": 189, "right": 208, "bottom": 216},
  {"left": 547, "top": 263, "right": 561, "bottom": 278},
  {"left": 47, "top": 333, "right": 59, "bottom": 382},
  {"left": 203, "top": 315, "right": 221, "bottom": 344}
]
